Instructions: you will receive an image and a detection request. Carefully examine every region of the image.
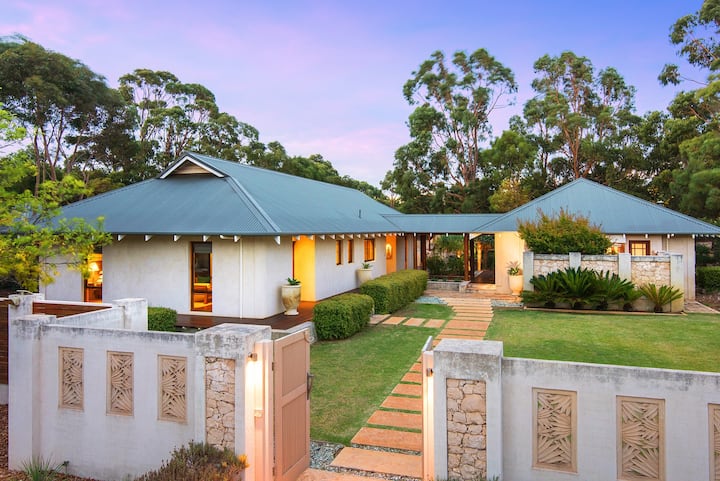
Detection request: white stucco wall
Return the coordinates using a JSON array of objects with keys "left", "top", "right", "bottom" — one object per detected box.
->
[
  {"left": 245, "top": 236, "right": 293, "bottom": 318},
  {"left": 494, "top": 231, "right": 526, "bottom": 294},
  {"left": 41, "top": 258, "right": 83, "bottom": 302}
]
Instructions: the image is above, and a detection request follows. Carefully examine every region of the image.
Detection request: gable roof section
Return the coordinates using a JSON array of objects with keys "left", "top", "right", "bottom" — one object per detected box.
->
[
  {"left": 384, "top": 213, "right": 501, "bottom": 233},
  {"left": 476, "top": 178, "right": 720, "bottom": 235},
  {"left": 60, "top": 152, "right": 401, "bottom": 236}
]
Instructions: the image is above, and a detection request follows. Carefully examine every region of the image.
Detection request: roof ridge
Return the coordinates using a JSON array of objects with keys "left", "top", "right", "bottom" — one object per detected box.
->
[{"left": 223, "top": 177, "right": 281, "bottom": 233}]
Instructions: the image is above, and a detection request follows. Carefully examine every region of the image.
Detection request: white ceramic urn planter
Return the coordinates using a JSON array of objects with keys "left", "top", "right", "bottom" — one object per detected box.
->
[{"left": 281, "top": 284, "right": 301, "bottom": 315}]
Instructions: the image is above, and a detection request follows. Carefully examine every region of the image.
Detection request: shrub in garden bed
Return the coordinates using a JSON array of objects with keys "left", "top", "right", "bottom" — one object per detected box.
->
[
  {"left": 313, "top": 293, "right": 374, "bottom": 340},
  {"left": 360, "top": 269, "right": 428, "bottom": 313},
  {"left": 697, "top": 266, "right": 720, "bottom": 291},
  {"left": 148, "top": 307, "right": 177, "bottom": 331},
  {"left": 134, "top": 441, "right": 248, "bottom": 481}
]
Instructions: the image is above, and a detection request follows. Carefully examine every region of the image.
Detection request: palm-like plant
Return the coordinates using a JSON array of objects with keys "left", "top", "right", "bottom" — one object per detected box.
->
[
  {"left": 558, "top": 267, "right": 598, "bottom": 309},
  {"left": 594, "top": 271, "right": 635, "bottom": 310},
  {"left": 638, "top": 283, "right": 683, "bottom": 313},
  {"left": 522, "top": 271, "right": 563, "bottom": 308}
]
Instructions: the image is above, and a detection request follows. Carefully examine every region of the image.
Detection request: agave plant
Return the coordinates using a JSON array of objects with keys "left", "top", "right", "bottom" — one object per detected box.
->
[
  {"left": 594, "top": 271, "right": 635, "bottom": 310},
  {"left": 638, "top": 283, "right": 683, "bottom": 313},
  {"left": 557, "top": 267, "right": 598, "bottom": 309}
]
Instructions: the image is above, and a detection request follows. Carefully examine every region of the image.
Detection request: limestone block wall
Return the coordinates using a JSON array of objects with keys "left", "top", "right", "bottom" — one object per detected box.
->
[
  {"left": 446, "top": 379, "right": 487, "bottom": 480},
  {"left": 429, "top": 339, "right": 720, "bottom": 481},
  {"left": 579, "top": 255, "right": 618, "bottom": 275},
  {"left": 205, "top": 357, "right": 236, "bottom": 449},
  {"left": 631, "top": 256, "right": 671, "bottom": 286},
  {"left": 530, "top": 254, "right": 569, "bottom": 277}
]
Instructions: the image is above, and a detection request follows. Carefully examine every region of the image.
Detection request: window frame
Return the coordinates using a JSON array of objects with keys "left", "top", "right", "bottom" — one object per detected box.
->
[
  {"left": 191, "top": 242, "right": 213, "bottom": 312},
  {"left": 628, "top": 240, "right": 650, "bottom": 256},
  {"left": 335, "top": 239, "right": 343, "bottom": 265},
  {"left": 364, "top": 239, "right": 376, "bottom": 262},
  {"left": 347, "top": 239, "right": 354, "bottom": 263}
]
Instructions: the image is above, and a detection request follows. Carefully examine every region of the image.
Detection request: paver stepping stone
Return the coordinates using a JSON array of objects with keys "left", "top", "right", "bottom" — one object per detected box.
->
[
  {"left": 369, "top": 314, "right": 389, "bottom": 325},
  {"left": 440, "top": 328, "right": 486, "bottom": 337},
  {"left": 383, "top": 316, "right": 406, "bottom": 325},
  {"left": 437, "top": 333, "right": 486, "bottom": 341},
  {"left": 423, "top": 319, "right": 446, "bottom": 328},
  {"left": 401, "top": 372, "right": 422, "bottom": 384},
  {"left": 446, "top": 320, "right": 490, "bottom": 330},
  {"left": 403, "top": 317, "right": 425, "bottom": 326},
  {"left": 331, "top": 447, "right": 422, "bottom": 478},
  {"left": 381, "top": 395, "right": 422, "bottom": 412},
  {"left": 298, "top": 468, "right": 386, "bottom": 481},
  {"left": 367, "top": 410, "right": 422, "bottom": 430},
  {"left": 392, "top": 383, "right": 422, "bottom": 396},
  {"left": 352, "top": 426, "right": 422, "bottom": 452},
  {"left": 410, "top": 362, "right": 422, "bottom": 372}
]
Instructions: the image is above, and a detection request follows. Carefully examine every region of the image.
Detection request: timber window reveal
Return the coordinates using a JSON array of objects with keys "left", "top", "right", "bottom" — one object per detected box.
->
[
  {"left": 629, "top": 240, "right": 651, "bottom": 256},
  {"left": 191, "top": 242, "right": 212, "bottom": 312},
  {"left": 336, "top": 240, "right": 343, "bottom": 265},
  {"left": 364, "top": 239, "right": 375, "bottom": 262},
  {"left": 347, "top": 239, "right": 354, "bottom": 263}
]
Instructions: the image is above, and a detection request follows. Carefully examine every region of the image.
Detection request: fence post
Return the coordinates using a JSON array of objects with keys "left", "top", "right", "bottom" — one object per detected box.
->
[
  {"left": 670, "top": 254, "right": 684, "bottom": 312},
  {"left": 569, "top": 252, "right": 581, "bottom": 269},
  {"left": 111, "top": 298, "right": 148, "bottom": 330},
  {"left": 422, "top": 337, "right": 435, "bottom": 481},
  {"left": 618, "top": 253, "right": 631, "bottom": 280},
  {"left": 522, "top": 251, "right": 534, "bottom": 291}
]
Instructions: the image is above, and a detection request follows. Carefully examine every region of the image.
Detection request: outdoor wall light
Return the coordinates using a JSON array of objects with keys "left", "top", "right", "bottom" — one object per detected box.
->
[{"left": 248, "top": 352, "right": 258, "bottom": 361}]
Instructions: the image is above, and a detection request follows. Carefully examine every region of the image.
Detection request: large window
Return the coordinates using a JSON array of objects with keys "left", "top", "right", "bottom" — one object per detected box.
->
[
  {"left": 364, "top": 239, "right": 375, "bottom": 261},
  {"left": 84, "top": 250, "right": 103, "bottom": 303},
  {"left": 347, "top": 239, "right": 354, "bottom": 263},
  {"left": 629, "top": 240, "right": 650, "bottom": 256},
  {"left": 191, "top": 242, "right": 212, "bottom": 312}
]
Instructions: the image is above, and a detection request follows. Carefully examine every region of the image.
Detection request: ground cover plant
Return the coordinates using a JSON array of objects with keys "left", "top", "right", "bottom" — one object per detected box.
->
[
  {"left": 485, "top": 309, "right": 720, "bottom": 372},
  {"left": 310, "top": 324, "right": 439, "bottom": 445}
]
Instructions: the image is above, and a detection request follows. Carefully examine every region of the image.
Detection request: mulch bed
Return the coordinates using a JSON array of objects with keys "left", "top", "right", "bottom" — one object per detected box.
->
[{"left": 696, "top": 291, "right": 720, "bottom": 310}]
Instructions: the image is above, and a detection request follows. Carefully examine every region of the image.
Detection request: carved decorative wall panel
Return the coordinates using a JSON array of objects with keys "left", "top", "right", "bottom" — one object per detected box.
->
[
  {"left": 617, "top": 396, "right": 664, "bottom": 481},
  {"left": 59, "top": 347, "right": 83, "bottom": 410},
  {"left": 107, "top": 351, "right": 133, "bottom": 415},
  {"left": 533, "top": 388, "right": 576, "bottom": 472},
  {"left": 158, "top": 355, "right": 187, "bottom": 423},
  {"left": 711, "top": 404, "right": 720, "bottom": 481}
]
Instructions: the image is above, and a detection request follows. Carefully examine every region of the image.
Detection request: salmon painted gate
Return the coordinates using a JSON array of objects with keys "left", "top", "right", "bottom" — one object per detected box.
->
[{"left": 273, "top": 329, "right": 312, "bottom": 481}]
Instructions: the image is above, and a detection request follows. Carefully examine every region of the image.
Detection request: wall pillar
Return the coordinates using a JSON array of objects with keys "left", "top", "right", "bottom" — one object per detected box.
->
[
  {"left": 670, "top": 253, "right": 684, "bottom": 312},
  {"left": 569, "top": 252, "right": 581, "bottom": 269},
  {"left": 618, "top": 253, "right": 631, "bottom": 281},
  {"left": 432, "top": 340, "right": 503, "bottom": 481},
  {"left": 522, "top": 251, "right": 534, "bottom": 291},
  {"left": 111, "top": 298, "right": 148, "bottom": 331},
  {"left": 8, "top": 314, "right": 55, "bottom": 469}
]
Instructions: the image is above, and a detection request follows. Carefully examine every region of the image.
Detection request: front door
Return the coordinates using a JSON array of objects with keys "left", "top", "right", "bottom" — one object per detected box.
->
[{"left": 273, "top": 329, "right": 311, "bottom": 481}]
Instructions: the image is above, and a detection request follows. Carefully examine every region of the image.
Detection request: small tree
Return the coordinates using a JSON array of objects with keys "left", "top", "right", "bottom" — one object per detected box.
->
[{"left": 517, "top": 208, "right": 611, "bottom": 254}]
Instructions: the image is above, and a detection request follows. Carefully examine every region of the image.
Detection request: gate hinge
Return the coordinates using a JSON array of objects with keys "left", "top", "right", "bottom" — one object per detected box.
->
[{"left": 271, "top": 361, "right": 275, "bottom": 371}]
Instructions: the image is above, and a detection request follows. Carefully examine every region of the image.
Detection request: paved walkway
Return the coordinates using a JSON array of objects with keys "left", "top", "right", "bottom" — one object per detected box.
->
[{"left": 324, "top": 293, "right": 494, "bottom": 480}]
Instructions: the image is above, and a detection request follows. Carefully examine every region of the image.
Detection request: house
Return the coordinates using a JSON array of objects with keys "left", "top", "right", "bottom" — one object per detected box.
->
[
  {"left": 45, "top": 153, "right": 720, "bottom": 316},
  {"left": 44, "top": 153, "right": 418, "bottom": 318}
]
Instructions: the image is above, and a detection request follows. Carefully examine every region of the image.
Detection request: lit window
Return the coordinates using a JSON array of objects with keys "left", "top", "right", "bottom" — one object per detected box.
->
[
  {"left": 336, "top": 240, "right": 343, "bottom": 265},
  {"left": 191, "top": 242, "right": 212, "bottom": 312},
  {"left": 364, "top": 239, "right": 375, "bottom": 261},
  {"left": 347, "top": 239, "right": 354, "bottom": 263},
  {"left": 629, "top": 240, "right": 650, "bottom": 256}
]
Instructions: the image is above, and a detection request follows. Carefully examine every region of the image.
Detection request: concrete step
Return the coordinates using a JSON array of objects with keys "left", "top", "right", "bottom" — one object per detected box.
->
[
  {"left": 331, "top": 447, "right": 422, "bottom": 478},
  {"left": 298, "top": 468, "right": 387, "bottom": 481},
  {"left": 445, "top": 320, "right": 490, "bottom": 330},
  {"left": 351, "top": 426, "right": 422, "bottom": 452}
]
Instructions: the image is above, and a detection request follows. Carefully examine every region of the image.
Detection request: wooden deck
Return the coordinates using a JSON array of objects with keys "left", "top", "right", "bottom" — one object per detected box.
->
[{"left": 176, "top": 301, "right": 316, "bottom": 330}]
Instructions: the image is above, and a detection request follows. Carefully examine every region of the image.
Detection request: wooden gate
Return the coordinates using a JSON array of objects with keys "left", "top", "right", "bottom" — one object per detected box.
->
[{"left": 273, "top": 329, "right": 311, "bottom": 481}]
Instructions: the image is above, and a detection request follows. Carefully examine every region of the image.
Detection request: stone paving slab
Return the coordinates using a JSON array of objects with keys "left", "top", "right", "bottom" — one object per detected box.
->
[
  {"left": 410, "top": 362, "right": 422, "bottom": 372},
  {"left": 423, "top": 318, "right": 447, "bottom": 328},
  {"left": 437, "top": 333, "right": 487, "bottom": 341},
  {"left": 392, "top": 383, "right": 422, "bottom": 396},
  {"left": 445, "top": 320, "right": 491, "bottom": 331},
  {"left": 369, "top": 314, "right": 389, "bottom": 325},
  {"left": 381, "top": 395, "right": 422, "bottom": 412},
  {"left": 352, "top": 426, "right": 422, "bottom": 451},
  {"left": 401, "top": 372, "right": 422, "bottom": 384},
  {"left": 382, "top": 316, "right": 406, "bottom": 325},
  {"left": 403, "top": 317, "right": 425, "bottom": 326},
  {"left": 298, "top": 468, "right": 386, "bottom": 481},
  {"left": 440, "top": 328, "right": 487, "bottom": 337},
  {"left": 331, "top": 447, "right": 422, "bottom": 478},
  {"left": 367, "top": 410, "right": 422, "bottom": 430}
]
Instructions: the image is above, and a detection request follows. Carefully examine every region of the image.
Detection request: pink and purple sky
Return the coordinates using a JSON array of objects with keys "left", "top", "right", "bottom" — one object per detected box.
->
[{"left": 1, "top": 0, "right": 705, "bottom": 185}]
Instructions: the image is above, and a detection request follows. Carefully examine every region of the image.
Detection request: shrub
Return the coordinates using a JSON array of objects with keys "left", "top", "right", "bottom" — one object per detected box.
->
[
  {"left": 594, "top": 271, "right": 636, "bottom": 310},
  {"left": 148, "top": 307, "right": 177, "bottom": 331},
  {"left": 446, "top": 256, "right": 464, "bottom": 276},
  {"left": 134, "top": 441, "right": 248, "bottom": 481},
  {"left": 517, "top": 208, "right": 612, "bottom": 254},
  {"left": 637, "top": 283, "right": 683, "bottom": 313},
  {"left": 360, "top": 269, "right": 428, "bottom": 313},
  {"left": 427, "top": 255, "right": 446, "bottom": 276},
  {"left": 697, "top": 266, "right": 720, "bottom": 291},
  {"left": 522, "top": 271, "right": 563, "bottom": 308},
  {"left": 557, "top": 267, "right": 598, "bottom": 309},
  {"left": 313, "top": 293, "right": 374, "bottom": 340}
]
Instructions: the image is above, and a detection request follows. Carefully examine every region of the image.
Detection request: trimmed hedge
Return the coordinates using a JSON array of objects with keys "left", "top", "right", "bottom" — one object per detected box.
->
[
  {"left": 148, "top": 307, "right": 177, "bottom": 331},
  {"left": 313, "top": 293, "right": 374, "bottom": 340},
  {"left": 697, "top": 266, "right": 720, "bottom": 291},
  {"left": 360, "top": 269, "right": 428, "bottom": 314}
]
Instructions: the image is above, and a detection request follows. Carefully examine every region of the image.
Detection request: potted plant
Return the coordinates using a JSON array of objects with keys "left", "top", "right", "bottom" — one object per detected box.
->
[
  {"left": 507, "top": 261, "right": 523, "bottom": 296},
  {"left": 357, "top": 262, "right": 373, "bottom": 285},
  {"left": 281, "top": 277, "right": 301, "bottom": 315}
]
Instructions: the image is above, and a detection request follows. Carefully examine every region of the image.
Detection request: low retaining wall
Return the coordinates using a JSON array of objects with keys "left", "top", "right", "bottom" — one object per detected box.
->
[
  {"left": 523, "top": 252, "right": 685, "bottom": 312},
  {"left": 426, "top": 340, "right": 720, "bottom": 481}
]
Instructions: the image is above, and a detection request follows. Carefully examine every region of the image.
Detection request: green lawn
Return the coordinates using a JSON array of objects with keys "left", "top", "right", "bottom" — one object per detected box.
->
[
  {"left": 310, "top": 323, "right": 439, "bottom": 445},
  {"left": 391, "top": 302, "right": 455, "bottom": 320},
  {"left": 485, "top": 309, "right": 720, "bottom": 372}
]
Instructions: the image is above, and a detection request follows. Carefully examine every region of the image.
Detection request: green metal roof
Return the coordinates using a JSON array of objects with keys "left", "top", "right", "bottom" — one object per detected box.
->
[
  {"left": 383, "top": 214, "right": 501, "bottom": 233},
  {"left": 476, "top": 178, "right": 720, "bottom": 235},
  {"left": 60, "top": 152, "right": 401, "bottom": 235}
]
